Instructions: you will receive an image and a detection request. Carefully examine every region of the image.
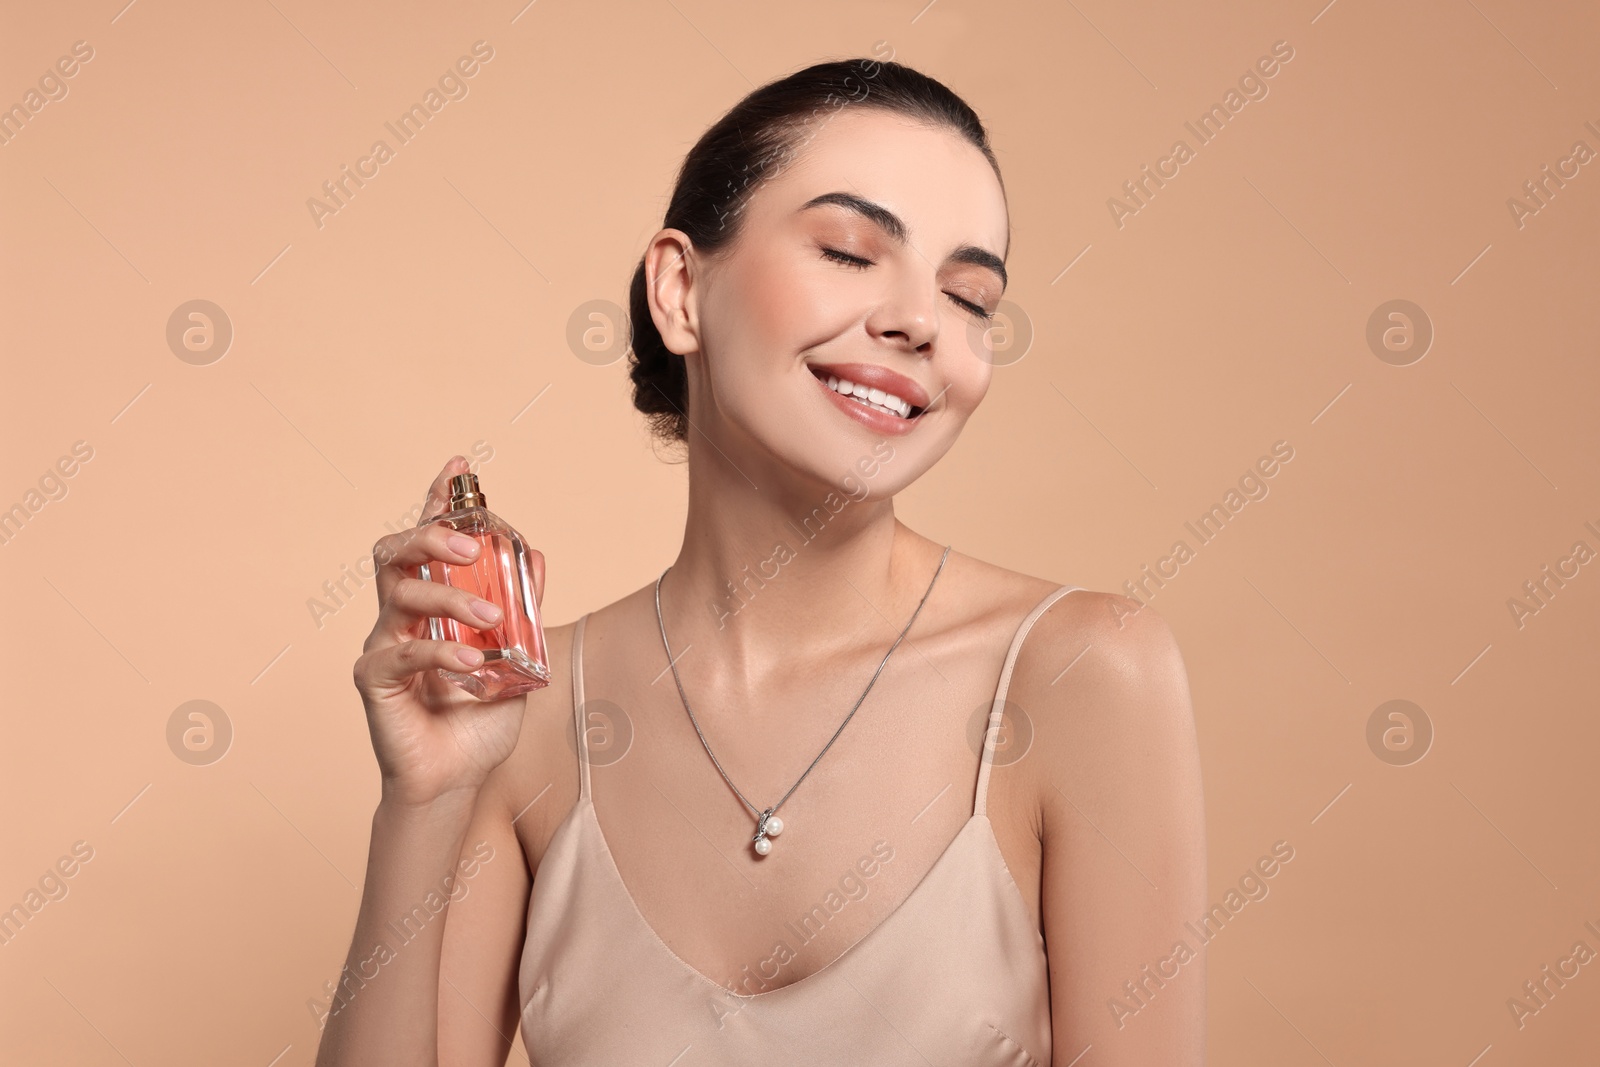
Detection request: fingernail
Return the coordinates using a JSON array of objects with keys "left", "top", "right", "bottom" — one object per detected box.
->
[
  {"left": 472, "top": 600, "right": 502, "bottom": 622},
  {"left": 448, "top": 535, "right": 479, "bottom": 556},
  {"left": 457, "top": 647, "right": 483, "bottom": 667}
]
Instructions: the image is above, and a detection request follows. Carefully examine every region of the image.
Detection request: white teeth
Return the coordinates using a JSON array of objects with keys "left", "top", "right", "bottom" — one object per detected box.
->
[{"left": 823, "top": 374, "right": 912, "bottom": 418}]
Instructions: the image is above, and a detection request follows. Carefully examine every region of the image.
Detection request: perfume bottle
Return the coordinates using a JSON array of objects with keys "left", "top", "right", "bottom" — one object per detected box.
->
[{"left": 418, "top": 473, "right": 550, "bottom": 700}]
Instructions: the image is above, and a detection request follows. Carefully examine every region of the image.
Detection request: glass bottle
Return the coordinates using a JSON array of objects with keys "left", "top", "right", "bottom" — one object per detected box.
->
[{"left": 418, "top": 472, "right": 550, "bottom": 699}]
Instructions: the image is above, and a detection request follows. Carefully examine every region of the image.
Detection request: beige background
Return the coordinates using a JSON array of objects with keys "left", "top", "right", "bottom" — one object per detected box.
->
[{"left": 3, "top": 0, "right": 1597, "bottom": 1063}]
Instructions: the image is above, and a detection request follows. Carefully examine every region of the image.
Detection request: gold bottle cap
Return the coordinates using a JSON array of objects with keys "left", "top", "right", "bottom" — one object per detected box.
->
[{"left": 448, "top": 472, "right": 486, "bottom": 510}]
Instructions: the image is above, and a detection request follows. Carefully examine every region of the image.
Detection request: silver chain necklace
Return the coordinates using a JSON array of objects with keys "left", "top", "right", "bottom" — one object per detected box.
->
[{"left": 654, "top": 545, "right": 951, "bottom": 857}]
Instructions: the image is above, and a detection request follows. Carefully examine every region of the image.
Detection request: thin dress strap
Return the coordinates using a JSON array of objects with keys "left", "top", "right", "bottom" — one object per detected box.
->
[
  {"left": 974, "top": 585, "right": 1083, "bottom": 817},
  {"left": 571, "top": 613, "right": 592, "bottom": 801}
]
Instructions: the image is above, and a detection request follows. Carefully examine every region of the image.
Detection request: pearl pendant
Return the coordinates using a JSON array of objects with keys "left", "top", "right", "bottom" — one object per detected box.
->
[{"left": 752, "top": 809, "right": 784, "bottom": 856}]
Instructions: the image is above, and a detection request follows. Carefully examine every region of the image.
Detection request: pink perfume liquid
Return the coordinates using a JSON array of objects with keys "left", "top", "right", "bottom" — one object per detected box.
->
[{"left": 419, "top": 474, "right": 550, "bottom": 700}]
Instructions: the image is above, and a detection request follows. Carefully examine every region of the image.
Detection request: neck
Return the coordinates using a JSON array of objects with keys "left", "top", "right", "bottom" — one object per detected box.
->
[{"left": 657, "top": 433, "right": 942, "bottom": 684}]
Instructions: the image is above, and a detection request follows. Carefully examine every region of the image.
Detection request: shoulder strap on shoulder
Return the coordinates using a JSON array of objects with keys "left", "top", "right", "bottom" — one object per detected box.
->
[
  {"left": 571, "top": 613, "right": 592, "bottom": 801},
  {"left": 974, "top": 585, "right": 1084, "bottom": 817}
]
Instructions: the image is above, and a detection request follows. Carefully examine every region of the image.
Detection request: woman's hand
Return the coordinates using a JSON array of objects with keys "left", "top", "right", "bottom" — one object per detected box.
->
[{"left": 351, "top": 456, "right": 545, "bottom": 809}]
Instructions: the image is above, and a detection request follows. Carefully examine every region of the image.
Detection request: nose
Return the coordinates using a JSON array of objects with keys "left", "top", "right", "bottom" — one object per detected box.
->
[{"left": 865, "top": 263, "right": 939, "bottom": 354}]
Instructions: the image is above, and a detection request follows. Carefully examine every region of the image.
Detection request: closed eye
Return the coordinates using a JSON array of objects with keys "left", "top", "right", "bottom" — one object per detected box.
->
[
  {"left": 820, "top": 247, "right": 872, "bottom": 269},
  {"left": 820, "top": 247, "right": 994, "bottom": 322}
]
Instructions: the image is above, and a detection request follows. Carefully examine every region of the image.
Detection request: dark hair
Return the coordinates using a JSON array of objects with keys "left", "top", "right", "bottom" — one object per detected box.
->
[{"left": 625, "top": 57, "right": 1003, "bottom": 446}]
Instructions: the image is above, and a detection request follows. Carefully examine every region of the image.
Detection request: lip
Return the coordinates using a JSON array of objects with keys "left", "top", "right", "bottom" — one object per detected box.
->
[
  {"left": 806, "top": 361, "right": 931, "bottom": 409},
  {"left": 806, "top": 361, "right": 931, "bottom": 436}
]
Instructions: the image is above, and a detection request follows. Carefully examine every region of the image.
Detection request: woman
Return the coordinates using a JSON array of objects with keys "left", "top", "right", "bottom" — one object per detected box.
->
[{"left": 319, "top": 58, "right": 1206, "bottom": 1067}]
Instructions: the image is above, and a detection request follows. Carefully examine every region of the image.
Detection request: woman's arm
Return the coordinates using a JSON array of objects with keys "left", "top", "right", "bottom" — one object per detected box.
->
[
  {"left": 313, "top": 787, "right": 480, "bottom": 1067},
  {"left": 316, "top": 456, "right": 544, "bottom": 1067},
  {"left": 1029, "top": 595, "right": 1208, "bottom": 1066},
  {"left": 314, "top": 757, "right": 533, "bottom": 1067},
  {"left": 436, "top": 759, "right": 535, "bottom": 1063}
]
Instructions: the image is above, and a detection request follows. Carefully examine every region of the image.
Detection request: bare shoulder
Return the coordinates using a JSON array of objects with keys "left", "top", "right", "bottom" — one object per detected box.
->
[
  {"left": 486, "top": 615, "right": 585, "bottom": 876},
  {"left": 989, "top": 564, "right": 1188, "bottom": 701},
  {"left": 942, "top": 548, "right": 1147, "bottom": 650},
  {"left": 938, "top": 548, "right": 1074, "bottom": 637},
  {"left": 991, "top": 570, "right": 1199, "bottom": 812},
  {"left": 492, "top": 579, "right": 667, "bottom": 851},
  {"left": 950, "top": 548, "right": 1194, "bottom": 739}
]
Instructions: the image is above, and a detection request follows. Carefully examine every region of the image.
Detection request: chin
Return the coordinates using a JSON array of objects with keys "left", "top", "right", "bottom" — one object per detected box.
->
[
  {"left": 719, "top": 384, "right": 961, "bottom": 499},
  {"left": 793, "top": 428, "right": 943, "bottom": 503}
]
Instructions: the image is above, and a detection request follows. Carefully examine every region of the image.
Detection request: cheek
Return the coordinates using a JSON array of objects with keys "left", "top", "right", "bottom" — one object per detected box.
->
[
  {"left": 733, "top": 257, "right": 793, "bottom": 340},
  {"left": 944, "top": 356, "right": 992, "bottom": 416},
  {"left": 699, "top": 250, "right": 826, "bottom": 421},
  {"left": 729, "top": 246, "right": 857, "bottom": 352}
]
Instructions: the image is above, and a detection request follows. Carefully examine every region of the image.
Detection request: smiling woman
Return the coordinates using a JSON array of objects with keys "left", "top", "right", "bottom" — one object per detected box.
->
[
  {"left": 625, "top": 67, "right": 1010, "bottom": 467},
  {"left": 323, "top": 57, "right": 1206, "bottom": 1067}
]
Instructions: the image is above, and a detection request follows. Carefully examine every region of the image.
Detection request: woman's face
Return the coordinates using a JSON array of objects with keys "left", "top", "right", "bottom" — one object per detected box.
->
[{"left": 649, "top": 106, "right": 1010, "bottom": 500}]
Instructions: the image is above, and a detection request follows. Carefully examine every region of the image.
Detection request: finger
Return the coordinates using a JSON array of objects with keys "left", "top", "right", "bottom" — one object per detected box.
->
[
  {"left": 372, "top": 457, "right": 474, "bottom": 604},
  {"left": 372, "top": 522, "right": 483, "bottom": 608},
  {"left": 371, "top": 454, "right": 470, "bottom": 579},
  {"left": 353, "top": 635, "right": 484, "bottom": 696},
  {"left": 369, "top": 576, "right": 504, "bottom": 649},
  {"left": 527, "top": 547, "right": 546, "bottom": 608}
]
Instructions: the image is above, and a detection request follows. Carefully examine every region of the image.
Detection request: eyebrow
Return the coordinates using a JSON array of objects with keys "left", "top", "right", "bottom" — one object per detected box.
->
[{"left": 798, "top": 191, "right": 1008, "bottom": 291}]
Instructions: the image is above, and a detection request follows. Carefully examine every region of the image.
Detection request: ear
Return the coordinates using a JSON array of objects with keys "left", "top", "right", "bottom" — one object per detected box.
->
[{"left": 643, "top": 229, "right": 702, "bottom": 359}]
